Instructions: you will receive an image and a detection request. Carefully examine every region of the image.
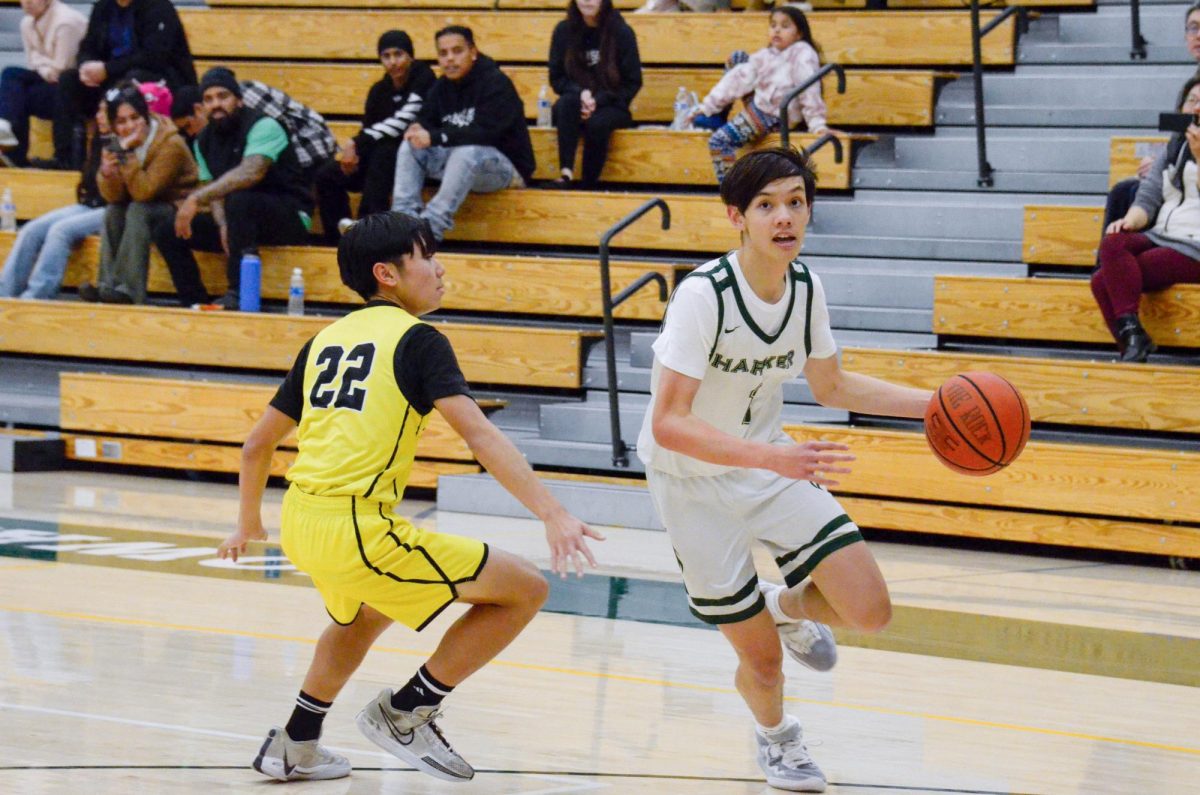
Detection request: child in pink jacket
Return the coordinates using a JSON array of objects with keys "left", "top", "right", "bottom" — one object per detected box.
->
[{"left": 691, "top": 7, "right": 827, "bottom": 183}]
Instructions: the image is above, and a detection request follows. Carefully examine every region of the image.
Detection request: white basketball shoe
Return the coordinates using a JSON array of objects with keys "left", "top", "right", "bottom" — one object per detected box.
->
[{"left": 760, "top": 581, "right": 838, "bottom": 672}]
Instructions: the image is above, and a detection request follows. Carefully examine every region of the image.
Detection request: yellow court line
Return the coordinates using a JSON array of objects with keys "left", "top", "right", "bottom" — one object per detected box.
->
[{"left": 3, "top": 602, "right": 1197, "bottom": 758}]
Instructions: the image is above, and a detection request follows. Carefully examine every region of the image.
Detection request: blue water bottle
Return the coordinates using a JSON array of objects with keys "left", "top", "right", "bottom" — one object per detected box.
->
[{"left": 238, "top": 252, "right": 261, "bottom": 312}]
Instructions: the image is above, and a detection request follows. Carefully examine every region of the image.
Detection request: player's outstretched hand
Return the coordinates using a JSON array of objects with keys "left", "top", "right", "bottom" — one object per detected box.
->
[
  {"left": 544, "top": 509, "right": 605, "bottom": 580},
  {"left": 767, "top": 440, "right": 855, "bottom": 486},
  {"left": 217, "top": 519, "right": 269, "bottom": 563}
]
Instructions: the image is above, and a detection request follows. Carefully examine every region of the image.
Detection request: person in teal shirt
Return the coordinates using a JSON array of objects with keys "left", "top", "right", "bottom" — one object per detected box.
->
[{"left": 153, "top": 67, "right": 313, "bottom": 309}]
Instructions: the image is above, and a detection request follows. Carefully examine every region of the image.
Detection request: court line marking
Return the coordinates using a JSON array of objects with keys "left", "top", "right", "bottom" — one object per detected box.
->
[{"left": 2, "top": 602, "right": 1197, "bottom": 758}]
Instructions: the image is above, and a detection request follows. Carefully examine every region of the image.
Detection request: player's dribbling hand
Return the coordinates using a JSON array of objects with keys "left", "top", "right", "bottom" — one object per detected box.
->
[
  {"left": 767, "top": 441, "right": 855, "bottom": 486},
  {"left": 544, "top": 509, "right": 605, "bottom": 579},
  {"left": 217, "top": 520, "right": 269, "bottom": 562}
]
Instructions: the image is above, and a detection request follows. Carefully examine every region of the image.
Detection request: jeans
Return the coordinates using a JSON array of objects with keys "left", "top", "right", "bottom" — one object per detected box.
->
[
  {"left": 0, "top": 203, "right": 105, "bottom": 299},
  {"left": 391, "top": 143, "right": 518, "bottom": 240},
  {"left": 0, "top": 66, "right": 57, "bottom": 166},
  {"left": 98, "top": 201, "right": 176, "bottom": 303},
  {"left": 152, "top": 190, "right": 311, "bottom": 307}
]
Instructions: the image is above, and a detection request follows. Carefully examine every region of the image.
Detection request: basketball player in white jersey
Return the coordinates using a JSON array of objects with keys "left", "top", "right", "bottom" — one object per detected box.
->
[{"left": 637, "top": 147, "right": 934, "bottom": 792}]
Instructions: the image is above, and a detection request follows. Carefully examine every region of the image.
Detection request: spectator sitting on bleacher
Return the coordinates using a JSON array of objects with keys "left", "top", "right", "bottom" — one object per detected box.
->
[
  {"left": 1103, "top": 3, "right": 1200, "bottom": 234},
  {"left": 688, "top": 7, "right": 827, "bottom": 184},
  {"left": 44, "top": 0, "right": 196, "bottom": 171},
  {"left": 0, "top": 98, "right": 108, "bottom": 300},
  {"left": 390, "top": 26, "right": 534, "bottom": 242},
  {"left": 78, "top": 83, "right": 197, "bottom": 304},
  {"left": 214, "top": 67, "right": 338, "bottom": 185},
  {"left": 152, "top": 68, "right": 313, "bottom": 310},
  {"left": 169, "top": 85, "right": 203, "bottom": 146},
  {"left": 545, "top": 0, "right": 642, "bottom": 189},
  {"left": 635, "top": 0, "right": 731, "bottom": 12},
  {"left": 314, "top": 30, "right": 435, "bottom": 242},
  {"left": 0, "top": 0, "right": 86, "bottom": 167},
  {"left": 1093, "top": 76, "right": 1200, "bottom": 363}
]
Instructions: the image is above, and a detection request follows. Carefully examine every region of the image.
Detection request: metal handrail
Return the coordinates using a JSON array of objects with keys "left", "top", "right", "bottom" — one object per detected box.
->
[
  {"left": 598, "top": 198, "right": 671, "bottom": 468},
  {"left": 1130, "top": 0, "right": 1148, "bottom": 60},
  {"left": 803, "top": 133, "right": 844, "bottom": 164},
  {"left": 970, "top": 1, "right": 1027, "bottom": 187},
  {"left": 779, "top": 63, "right": 845, "bottom": 150}
]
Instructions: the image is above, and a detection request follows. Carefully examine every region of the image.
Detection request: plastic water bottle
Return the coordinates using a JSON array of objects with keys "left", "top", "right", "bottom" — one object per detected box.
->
[
  {"left": 671, "top": 86, "right": 691, "bottom": 131},
  {"left": 287, "top": 267, "right": 305, "bottom": 316},
  {"left": 536, "top": 85, "right": 552, "bottom": 128},
  {"left": 0, "top": 189, "right": 16, "bottom": 233},
  {"left": 238, "top": 252, "right": 261, "bottom": 313}
]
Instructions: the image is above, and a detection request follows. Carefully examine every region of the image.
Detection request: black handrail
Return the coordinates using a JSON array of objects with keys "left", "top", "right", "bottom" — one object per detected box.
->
[
  {"left": 779, "top": 63, "right": 845, "bottom": 150},
  {"left": 970, "top": 1, "right": 1027, "bottom": 187},
  {"left": 803, "top": 133, "right": 843, "bottom": 164},
  {"left": 598, "top": 199, "right": 671, "bottom": 468},
  {"left": 1130, "top": 0, "right": 1148, "bottom": 60}
]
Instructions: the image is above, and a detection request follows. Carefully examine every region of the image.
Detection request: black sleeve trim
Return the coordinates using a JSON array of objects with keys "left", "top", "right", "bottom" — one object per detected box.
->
[
  {"left": 393, "top": 325, "right": 472, "bottom": 415},
  {"left": 269, "top": 338, "right": 314, "bottom": 422}
]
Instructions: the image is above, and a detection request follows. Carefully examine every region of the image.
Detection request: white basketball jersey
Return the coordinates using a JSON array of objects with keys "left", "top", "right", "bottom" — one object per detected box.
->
[{"left": 636, "top": 251, "right": 837, "bottom": 478}]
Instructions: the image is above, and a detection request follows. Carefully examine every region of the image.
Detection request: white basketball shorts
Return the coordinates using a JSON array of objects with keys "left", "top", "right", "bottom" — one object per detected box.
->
[{"left": 646, "top": 466, "right": 863, "bottom": 625}]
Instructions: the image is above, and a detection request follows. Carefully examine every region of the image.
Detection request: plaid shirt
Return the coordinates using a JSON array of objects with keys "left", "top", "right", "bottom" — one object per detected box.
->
[{"left": 240, "top": 80, "right": 337, "bottom": 170}]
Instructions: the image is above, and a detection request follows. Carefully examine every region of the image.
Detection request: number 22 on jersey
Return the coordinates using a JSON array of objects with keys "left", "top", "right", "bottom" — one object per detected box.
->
[{"left": 308, "top": 343, "right": 376, "bottom": 411}]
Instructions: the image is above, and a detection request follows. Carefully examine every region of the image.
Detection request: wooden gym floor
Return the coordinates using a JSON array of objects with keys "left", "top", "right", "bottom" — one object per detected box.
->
[{"left": 0, "top": 470, "right": 1197, "bottom": 794}]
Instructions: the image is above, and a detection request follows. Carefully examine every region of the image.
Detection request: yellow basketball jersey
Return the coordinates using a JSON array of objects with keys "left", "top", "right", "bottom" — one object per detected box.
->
[{"left": 287, "top": 304, "right": 428, "bottom": 503}]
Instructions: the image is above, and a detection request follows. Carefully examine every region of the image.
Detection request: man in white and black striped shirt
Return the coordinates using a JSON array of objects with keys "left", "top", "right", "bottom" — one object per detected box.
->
[{"left": 315, "top": 31, "right": 436, "bottom": 241}]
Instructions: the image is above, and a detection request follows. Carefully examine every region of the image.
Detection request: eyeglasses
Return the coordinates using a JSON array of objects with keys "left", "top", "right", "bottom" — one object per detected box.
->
[{"left": 1187, "top": 23, "right": 1200, "bottom": 36}]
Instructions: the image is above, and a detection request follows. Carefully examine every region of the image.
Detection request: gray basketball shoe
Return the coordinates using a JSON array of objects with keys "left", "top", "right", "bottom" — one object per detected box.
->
[
  {"left": 760, "top": 581, "right": 838, "bottom": 672},
  {"left": 756, "top": 720, "right": 827, "bottom": 792},
  {"left": 251, "top": 726, "right": 351, "bottom": 781},
  {"left": 355, "top": 688, "right": 474, "bottom": 782}
]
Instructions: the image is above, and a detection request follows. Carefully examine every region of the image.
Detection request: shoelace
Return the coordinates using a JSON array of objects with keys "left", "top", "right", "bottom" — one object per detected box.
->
[
  {"left": 776, "top": 736, "right": 817, "bottom": 769},
  {"left": 782, "top": 620, "right": 820, "bottom": 654},
  {"left": 421, "top": 709, "right": 458, "bottom": 753}
]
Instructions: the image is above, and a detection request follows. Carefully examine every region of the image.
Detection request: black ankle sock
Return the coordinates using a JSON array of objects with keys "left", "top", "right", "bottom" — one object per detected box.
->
[
  {"left": 285, "top": 690, "right": 332, "bottom": 742},
  {"left": 390, "top": 665, "right": 454, "bottom": 712}
]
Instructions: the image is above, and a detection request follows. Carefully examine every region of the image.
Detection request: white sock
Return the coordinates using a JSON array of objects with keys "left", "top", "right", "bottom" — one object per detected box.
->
[
  {"left": 756, "top": 715, "right": 798, "bottom": 738},
  {"left": 760, "top": 581, "right": 798, "bottom": 624}
]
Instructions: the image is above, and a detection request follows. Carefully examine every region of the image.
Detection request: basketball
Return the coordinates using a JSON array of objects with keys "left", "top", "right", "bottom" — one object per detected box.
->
[{"left": 924, "top": 372, "right": 1031, "bottom": 476}]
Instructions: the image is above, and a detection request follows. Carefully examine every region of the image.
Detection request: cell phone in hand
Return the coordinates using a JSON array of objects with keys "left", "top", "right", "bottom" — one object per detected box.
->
[{"left": 1159, "top": 112, "right": 1198, "bottom": 133}]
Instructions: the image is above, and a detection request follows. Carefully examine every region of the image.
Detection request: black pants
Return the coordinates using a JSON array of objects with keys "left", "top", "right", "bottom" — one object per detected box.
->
[
  {"left": 152, "top": 190, "right": 311, "bottom": 306},
  {"left": 553, "top": 93, "right": 632, "bottom": 187},
  {"left": 313, "top": 140, "right": 399, "bottom": 242}
]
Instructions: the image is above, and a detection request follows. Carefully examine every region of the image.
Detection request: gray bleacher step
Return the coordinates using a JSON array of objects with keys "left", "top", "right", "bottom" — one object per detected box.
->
[
  {"left": 936, "top": 104, "right": 1173, "bottom": 129},
  {"left": 856, "top": 129, "right": 1118, "bottom": 174},
  {"left": 517, "top": 435, "right": 649, "bottom": 474},
  {"left": 1035, "top": 5, "right": 1192, "bottom": 42},
  {"left": 536, "top": 396, "right": 848, "bottom": 445},
  {"left": 850, "top": 169, "right": 1108, "bottom": 194},
  {"left": 438, "top": 472, "right": 663, "bottom": 530},
  {"left": 1019, "top": 43, "right": 1190, "bottom": 65},
  {"left": 801, "top": 234, "right": 1020, "bottom": 261},
  {"left": 626, "top": 329, "right": 937, "bottom": 368},
  {"left": 829, "top": 306, "right": 930, "bottom": 333}
]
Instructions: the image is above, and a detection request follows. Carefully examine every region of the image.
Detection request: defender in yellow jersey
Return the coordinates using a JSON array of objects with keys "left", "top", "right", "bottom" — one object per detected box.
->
[{"left": 217, "top": 213, "right": 603, "bottom": 784}]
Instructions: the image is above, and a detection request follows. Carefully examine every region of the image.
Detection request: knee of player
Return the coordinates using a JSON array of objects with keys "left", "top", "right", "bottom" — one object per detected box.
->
[
  {"left": 850, "top": 597, "right": 892, "bottom": 634},
  {"left": 524, "top": 565, "right": 550, "bottom": 609},
  {"left": 742, "top": 646, "right": 785, "bottom": 684}
]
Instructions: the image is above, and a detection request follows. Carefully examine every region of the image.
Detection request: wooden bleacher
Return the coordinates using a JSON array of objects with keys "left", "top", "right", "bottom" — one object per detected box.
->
[
  {"left": 842, "top": 347, "right": 1200, "bottom": 434},
  {"left": 932, "top": 275, "right": 1200, "bottom": 348},
  {"left": 58, "top": 372, "right": 485, "bottom": 488},
  {"left": 1110, "top": 135, "right": 1168, "bottom": 188},
  {"left": 178, "top": 9, "right": 1017, "bottom": 67},
  {"left": 204, "top": 60, "right": 945, "bottom": 128},
  {"left": 206, "top": 0, "right": 1089, "bottom": 9},
  {"left": 1023, "top": 205, "right": 1102, "bottom": 268},
  {"left": 0, "top": 299, "right": 596, "bottom": 388},
  {"left": 0, "top": 232, "right": 675, "bottom": 321}
]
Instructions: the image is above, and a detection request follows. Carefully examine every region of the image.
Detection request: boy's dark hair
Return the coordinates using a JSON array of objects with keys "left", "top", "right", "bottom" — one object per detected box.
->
[
  {"left": 170, "top": 85, "right": 202, "bottom": 120},
  {"left": 720, "top": 147, "right": 817, "bottom": 214},
  {"left": 435, "top": 25, "right": 475, "bottom": 47},
  {"left": 337, "top": 212, "right": 439, "bottom": 301},
  {"left": 772, "top": 6, "right": 821, "bottom": 57}
]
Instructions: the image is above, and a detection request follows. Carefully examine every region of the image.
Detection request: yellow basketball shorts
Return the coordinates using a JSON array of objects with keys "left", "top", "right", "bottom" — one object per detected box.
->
[{"left": 280, "top": 486, "right": 489, "bottom": 631}]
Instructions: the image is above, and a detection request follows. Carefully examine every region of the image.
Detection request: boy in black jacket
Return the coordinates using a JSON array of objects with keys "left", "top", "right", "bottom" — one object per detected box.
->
[
  {"left": 390, "top": 26, "right": 534, "bottom": 241},
  {"left": 315, "top": 30, "right": 436, "bottom": 242},
  {"left": 47, "top": 0, "right": 196, "bottom": 169}
]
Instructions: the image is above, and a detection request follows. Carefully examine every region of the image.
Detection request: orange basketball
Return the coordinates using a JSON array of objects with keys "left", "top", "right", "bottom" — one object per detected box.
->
[{"left": 924, "top": 372, "right": 1030, "bottom": 476}]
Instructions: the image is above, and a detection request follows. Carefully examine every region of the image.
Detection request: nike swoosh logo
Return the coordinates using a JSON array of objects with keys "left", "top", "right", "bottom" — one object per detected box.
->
[
  {"left": 381, "top": 709, "right": 416, "bottom": 746},
  {"left": 724, "top": 326, "right": 740, "bottom": 333},
  {"left": 283, "top": 748, "right": 296, "bottom": 777}
]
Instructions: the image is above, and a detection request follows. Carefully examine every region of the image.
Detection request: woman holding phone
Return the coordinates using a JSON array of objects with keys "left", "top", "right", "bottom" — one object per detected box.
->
[
  {"left": 1094, "top": 76, "right": 1200, "bottom": 362},
  {"left": 83, "top": 83, "right": 197, "bottom": 303}
]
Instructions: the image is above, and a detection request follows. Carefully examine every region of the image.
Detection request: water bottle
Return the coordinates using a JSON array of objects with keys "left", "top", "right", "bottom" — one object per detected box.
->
[
  {"left": 536, "top": 85, "right": 552, "bottom": 128},
  {"left": 671, "top": 86, "right": 691, "bottom": 131},
  {"left": 0, "top": 189, "right": 16, "bottom": 233},
  {"left": 287, "top": 267, "right": 305, "bottom": 316},
  {"left": 238, "top": 252, "right": 261, "bottom": 313}
]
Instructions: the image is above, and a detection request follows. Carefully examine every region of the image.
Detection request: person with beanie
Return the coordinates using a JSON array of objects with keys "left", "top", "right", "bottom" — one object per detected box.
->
[
  {"left": 390, "top": 26, "right": 534, "bottom": 241},
  {"left": 43, "top": 0, "right": 196, "bottom": 170},
  {"left": 152, "top": 66, "right": 313, "bottom": 310},
  {"left": 314, "top": 30, "right": 435, "bottom": 241}
]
